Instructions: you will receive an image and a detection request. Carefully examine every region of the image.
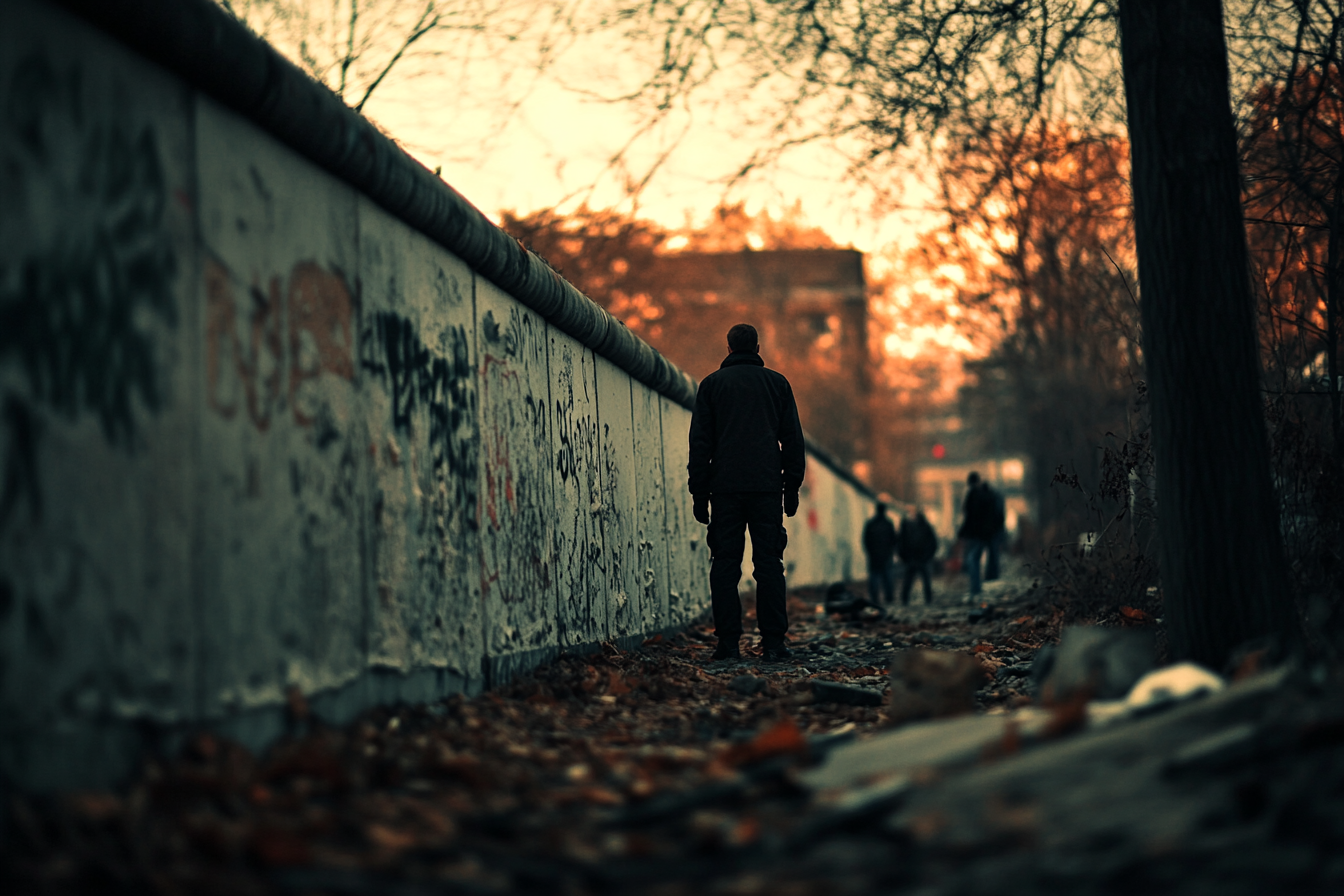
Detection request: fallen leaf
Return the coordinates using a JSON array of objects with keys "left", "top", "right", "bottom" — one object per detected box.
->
[
  {"left": 726, "top": 815, "right": 760, "bottom": 847},
  {"left": 1043, "top": 695, "right": 1090, "bottom": 738},
  {"left": 1232, "top": 648, "right": 1269, "bottom": 681},
  {"left": 66, "top": 792, "right": 122, "bottom": 822},
  {"left": 607, "top": 670, "right": 633, "bottom": 696},
  {"left": 286, "top": 686, "right": 310, "bottom": 723},
  {"left": 249, "top": 827, "right": 312, "bottom": 867},
  {"left": 366, "top": 822, "right": 418, "bottom": 855},
  {"left": 980, "top": 720, "right": 1021, "bottom": 761},
  {"left": 718, "top": 717, "right": 808, "bottom": 767},
  {"left": 579, "top": 786, "right": 625, "bottom": 806},
  {"left": 1119, "top": 605, "right": 1150, "bottom": 622}
]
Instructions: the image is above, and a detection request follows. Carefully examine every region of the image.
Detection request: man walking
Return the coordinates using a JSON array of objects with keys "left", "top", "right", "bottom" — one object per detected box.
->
[
  {"left": 959, "top": 471, "right": 1005, "bottom": 598},
  {"left": 862, "top": 502, "right": 899, "bottom": 607},
  {"left": 898, "top": 507, "right": 938, "bottom": 605},
  {"left": 688, "top": 324, "right": 806, "bottom": 662}
]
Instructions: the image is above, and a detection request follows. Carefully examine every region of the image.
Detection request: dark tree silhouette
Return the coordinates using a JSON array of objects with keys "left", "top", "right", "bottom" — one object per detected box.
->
[
  {"left": 1117, "top": 0, "right": 1292, "bottom": 665},
  {"left": 1241, "top": 13, "right": 1344, "bottom": 458}
]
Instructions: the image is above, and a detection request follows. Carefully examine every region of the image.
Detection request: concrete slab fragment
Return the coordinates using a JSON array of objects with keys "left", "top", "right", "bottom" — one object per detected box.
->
[
  {"left": 550, "top": 334, "right": 605, "bottom": 646},
  {"left": 632, "top": 386, "right": 670, "bottom": 631},
  {"left": 659, "top": 399, "right": 710, "bottom": 626},
  {"left": 1041, "top": 625, "right": 1157, "bottom": 702},
  {"left": 797, "top": 711, "right": 1051, "bottom": 793},
  {"left": 475, "top": 279, "right": 558, "bottom": 670},
  {"left": 194, "top": 97, "right": 365, "bottom": 714},
  {"left": 0, "top": 2, "right": 200, "bottom": 787},
  {"left": 357, "top": 198, "right": 483, "bottom": 681},
  {"left": 595, "top": 356, "right": 639, "bottom": 639}
]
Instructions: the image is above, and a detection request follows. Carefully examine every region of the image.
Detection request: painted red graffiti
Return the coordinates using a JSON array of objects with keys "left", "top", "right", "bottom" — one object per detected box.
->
[
  {"left": 204, "top": 258, "right": 354, "bottom": 430},
  {"left": 479, "top": 354, "right": 521, "bottom": 531},
  {"left": 476, "top": 343, "right": 552, "bottom": 608},
  {"left": 288, "top": 261, "right": 355, "bottom": 425}
]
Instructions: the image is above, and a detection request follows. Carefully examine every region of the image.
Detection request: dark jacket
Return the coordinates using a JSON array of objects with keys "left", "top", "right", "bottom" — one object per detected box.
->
[
  {"left": 959, "top": 483, "right": 1004, "bottom": 541},
  {"left": 898, "top": 514, "right": 938, "bottom": 564},
  {"left": 688, "top": 351, "right": 806, "bottom": 495},
  {"left": 862, "top": 513, "right": 899, "bottom": 565}
]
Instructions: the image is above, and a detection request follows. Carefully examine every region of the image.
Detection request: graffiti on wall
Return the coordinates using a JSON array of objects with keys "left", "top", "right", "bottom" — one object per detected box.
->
[
  {"left": 359, "top": 310, "right": 479, "bottom": 519},
  {"left": 0, "top": 54, "right": 177, "bottom": 524},
  {"left": 355, "top": 271, "right": 480, "bottom": 668},
  {"left": 204, "top": 259, "right": 355, "bottom": 437},
  {"left": 600, "top": 420, "right": 633, "bottom": 629},
  {"left": 479, "top": 307, "right": 553, "bottom": 627},
  {"left": 552, "top": 345, "right": 605, "bottom": 642}
]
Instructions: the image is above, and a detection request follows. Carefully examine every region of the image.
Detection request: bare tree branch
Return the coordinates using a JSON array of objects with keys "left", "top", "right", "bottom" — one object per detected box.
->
[{"left": 354, "top": 0, "right": 441, "bottom": 111}]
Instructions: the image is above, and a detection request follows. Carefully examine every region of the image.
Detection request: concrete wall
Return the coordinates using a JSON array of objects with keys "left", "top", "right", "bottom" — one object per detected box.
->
[{"left": 0, "top": 0, "right": 875, "bottom": 790}]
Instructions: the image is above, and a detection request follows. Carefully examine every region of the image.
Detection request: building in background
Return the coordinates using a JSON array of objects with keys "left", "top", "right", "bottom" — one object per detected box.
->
[{"left": 644, "top": 248, "right": 873, "bottom": 470}]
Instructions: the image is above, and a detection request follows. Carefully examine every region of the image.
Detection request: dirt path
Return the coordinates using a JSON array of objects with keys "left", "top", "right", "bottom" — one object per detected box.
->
[{"left": 7, "top": 563, "right": 1340, "bottom": 895}]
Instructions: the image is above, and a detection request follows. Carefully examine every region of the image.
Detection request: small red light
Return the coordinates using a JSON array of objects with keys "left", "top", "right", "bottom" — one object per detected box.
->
[{"left": 932, "top": 443, "right": 946, "bottom": 459}]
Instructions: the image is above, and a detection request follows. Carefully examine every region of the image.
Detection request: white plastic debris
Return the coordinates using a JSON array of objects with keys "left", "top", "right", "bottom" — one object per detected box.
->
[{"left": 1124, "top": 662, "right": 1225, "bottom": 710}]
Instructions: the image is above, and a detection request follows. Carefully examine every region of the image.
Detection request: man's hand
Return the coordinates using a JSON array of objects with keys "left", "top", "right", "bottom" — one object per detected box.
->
[
  {"left": 784, "top": 490, "right": 799, "bottom": 517},
  {"left": 693, "top": 494, "right": 710, "bottom": 525}
]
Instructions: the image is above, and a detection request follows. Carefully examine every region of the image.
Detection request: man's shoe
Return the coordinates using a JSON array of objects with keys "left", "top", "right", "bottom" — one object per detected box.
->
[
  {"left": 711, "top": 639, "right": 741, "bottom": 661},
  {"left": 761, "top": 641, "right": 793, "bottom": 661}
]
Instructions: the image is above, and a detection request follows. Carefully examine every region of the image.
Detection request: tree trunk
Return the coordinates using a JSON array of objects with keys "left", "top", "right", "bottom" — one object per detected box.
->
[
  {"left": 1117, "top": 0, "right": 1293, "bottom": 667},
  {"left": 1328, "top": 186, "right": 1343, "bottom": 459}
]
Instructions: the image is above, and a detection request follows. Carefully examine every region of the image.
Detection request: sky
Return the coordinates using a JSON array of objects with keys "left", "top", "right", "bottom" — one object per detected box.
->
[
  {"left": 226, "top": 0, "right": 966, "bottom": 376},
  {"left": 292, "top": 0, "right": 945, "bottom": 258}
]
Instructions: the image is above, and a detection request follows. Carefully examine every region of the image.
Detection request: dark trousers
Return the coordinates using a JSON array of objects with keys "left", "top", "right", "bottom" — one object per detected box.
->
[
  {"left": 901, "top": 561, "right": 934, "bottom": 605},
  {"left": 965, "top": 538, "right": 995, "bottom": 594},
  {"left": 985, "top": 534, "right": 1003, "bottom": 581},
  {"left": 708, "top": 492, "right": 788, "bottom": 642},
  {"left": 867, "top": 559, "right": 895, "bottom": 605}
]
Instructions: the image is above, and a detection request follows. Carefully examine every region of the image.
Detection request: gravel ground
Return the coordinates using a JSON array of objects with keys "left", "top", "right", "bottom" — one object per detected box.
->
[{"left": 5, "top": 562, "right": 1340, "bottom": 895}]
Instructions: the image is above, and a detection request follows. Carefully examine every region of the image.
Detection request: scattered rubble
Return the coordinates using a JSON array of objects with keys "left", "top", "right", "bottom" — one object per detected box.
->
[
  {"left": 810, "top": 681, "right": 884, "bottom": 707},
  {"left": 1039, "top": 624, "right": 1156, "bottom": 702},
  {"left": 4, "top": 566, "right": 1342, "bottom": 895},
  {"left": 888, "top": 648, "right": 984, "bottom": 722}
]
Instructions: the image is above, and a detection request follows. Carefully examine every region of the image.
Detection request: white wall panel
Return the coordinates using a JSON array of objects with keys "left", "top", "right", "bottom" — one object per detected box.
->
[
  {"left": 595, "top": 357, "right": 639, "bottom": 639},
  {"left": 549, "top": 333, "right": 605, "bottom": 646},
  {"left": 195, "top": 98, "right": 365, "bottom": 714},
  {"left": 632, "top": 387, "right": 669, "bottom": 631},
  {"left": 0, "top": 4, "right": 199, "bottom": 777},
  {"left": 357, "top": 198, "right": 482, "bottom": 680},
  {"left": 475, "top": 279, "right": 557, "bottom": 668},
  {"left": 659, "top": 400, "right": 710, "bottom": 626}
]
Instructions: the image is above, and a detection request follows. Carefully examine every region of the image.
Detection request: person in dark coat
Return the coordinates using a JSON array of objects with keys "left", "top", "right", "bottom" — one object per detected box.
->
[
  {"left": 862, "top": 502, "right": 899, "bottom": 606},
  {"left": 688, "top": 323, "right": 806, "bottom": 662},
  {"left": 959, "top": 471, "right": 1005, "bottom": 597},
  {"left": 897, "top": 507, "right": 938, "bottom": 605}
]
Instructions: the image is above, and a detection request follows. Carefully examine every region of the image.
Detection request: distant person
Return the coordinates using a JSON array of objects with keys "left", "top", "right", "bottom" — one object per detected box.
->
[
  {"left": 688, "top": 323, "right": 806, "bottom": 662},
  {"left": 958, "top": 471, "right": 1005, "bottom": 597},
  {"left": 985, "top": 484, "right": 1008, "bottom": 581},
  {"left": 898, "top": 507, "right": 938, "bottom": 605},
  {"left": 862, "top": 502, "right": 899, "bottom": 606}
]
